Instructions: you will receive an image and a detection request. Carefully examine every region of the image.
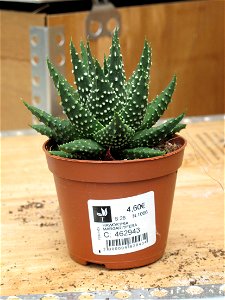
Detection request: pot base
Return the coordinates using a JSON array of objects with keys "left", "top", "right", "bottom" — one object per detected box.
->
[{"left": 70, "top": 250, "right": 165, "bottom": 270}]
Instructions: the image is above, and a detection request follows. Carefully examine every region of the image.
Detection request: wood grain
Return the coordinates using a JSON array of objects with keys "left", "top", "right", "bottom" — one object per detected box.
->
[
  {"left": 0, "top": 10, "right": 46, "bottom": 130},
  {"left": 48, "top": 0, "right": 224, "bottom": 117},
  {"left": 1, "top": 120, "right": 224, "bottom": 295}
]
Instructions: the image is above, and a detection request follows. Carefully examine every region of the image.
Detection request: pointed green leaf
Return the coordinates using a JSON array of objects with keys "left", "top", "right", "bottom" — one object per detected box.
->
[
  {"left": 103, "top": 54, "right": 109, "bottom": 76},
  {"left": 23, "top": 100, "right": 56, "bottom": 127},
  {"left": 171, "top": 123, "right": 186, "bottom": 135},
  {"left": 86, "top": 41, "right": 96, "bottom": 78},
  {"left": 130, "top": 113, "right": 185, "bottom": 148},
  {"left": 48, "top": 60, "right": 81, "bottom": 113},
  {"left": 58, "top": 81, "right": 104, "bottom": 138},
  {"left": 87, "top": 60, "right": 117, "bottom": 126},
  {"left": 80, "top": 41, "right": 96, "bottom": 80},
  {"left": 47, "top": 59, "right": 77, "bottom": 99},
  {"left": 31, "top": 124, "right": 55, "bottom": 139},
  {"left": 59, "top": 139, "right": 105, "bottom": 159},
  {"left": 70, "top": 40, "right": 92, "bottom": 105},
  {"left": 49, "top": 150, "right": 74, "bottom": 159},
  {"left": 23, "top": 100, "right": 80, "bottom": 143},
  {"left": 93, "top": 113, "right": 135, "bottom": 149},
  {"left": 122, "top": 147, "right": 166, "bottom": 160},
  {"left": 120, "top": 70, "right": 148, "bottom": 130},
  {"left": 126, "top": 40, "right": 151, "bottom": 98},
  {"left": 80, "top": 41, "right": 89, "bottom": 70},
  {"left": 107, "top": 28, "right": 127, "bottom": 110},
  {"left": 139, "top": 75, "right": 177, "bottom": 130}
]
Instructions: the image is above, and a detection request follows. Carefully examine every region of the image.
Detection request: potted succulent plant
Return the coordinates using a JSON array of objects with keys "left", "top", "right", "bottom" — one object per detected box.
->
[{"left": 23, "top": 29, "right": 186, "bottom": 269}]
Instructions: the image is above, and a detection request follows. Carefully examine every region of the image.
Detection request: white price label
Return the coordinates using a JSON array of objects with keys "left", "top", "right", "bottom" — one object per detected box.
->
[{"left": 88, "top": 191, "right": 156, "bottom": 255}]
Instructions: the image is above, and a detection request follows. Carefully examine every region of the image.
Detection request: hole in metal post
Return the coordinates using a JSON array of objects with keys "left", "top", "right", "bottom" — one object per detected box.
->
[
  {"left": 56, "top": 54, "right": 65, "bottom": 66},
  {"left": 33, "top": 95, "right": 41, "bottom": 104},
  {"left": 32, "top": 76, "right": 40, "bottom": 86},
  {"left": 31, "top": 34, "right": 39, "bottom": 46},
  {"left": 107, "top": 18, "right": 118, "bottom": 35},
  {"left": 89, "top": 20, "right": 103, "bottom": 37},
  {"left": 31, "top": 55, "right": 40, "bottom": 66},
  {"left": 55, "top": 33, "right": 65, "bottom": 46}
]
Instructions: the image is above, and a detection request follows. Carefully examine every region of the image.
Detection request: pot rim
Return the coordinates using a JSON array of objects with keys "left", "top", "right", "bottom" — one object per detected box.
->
[{"left": 43, "top": 134, "right": 187, "bottom": 165}]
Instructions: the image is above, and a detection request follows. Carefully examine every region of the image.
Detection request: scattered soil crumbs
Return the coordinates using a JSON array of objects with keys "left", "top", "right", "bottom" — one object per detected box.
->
[
  {"left": 209, "top": 248, "right": 225, "bottom": 258},
  {"left": 148, "top": 237, "right": 225, "bottom": 287},
  {"left": 18, "top": 201, "right": 45, "bottom": 211},
  {"left": 3, "top": 207, "right": 224, "bottom": 294},
  {"left": 8, "top": 199, "right": 60, "bottom": 228}
]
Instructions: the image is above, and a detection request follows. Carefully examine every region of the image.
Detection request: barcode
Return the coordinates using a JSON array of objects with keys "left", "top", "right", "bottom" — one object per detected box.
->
[{"left": 106, "top": 233, "right": 148, "bottom": 250}]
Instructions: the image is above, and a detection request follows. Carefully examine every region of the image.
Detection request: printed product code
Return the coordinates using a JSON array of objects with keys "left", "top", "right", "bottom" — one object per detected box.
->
[{"left": 88, "top": 191, "right": 156, "bottom": 255}]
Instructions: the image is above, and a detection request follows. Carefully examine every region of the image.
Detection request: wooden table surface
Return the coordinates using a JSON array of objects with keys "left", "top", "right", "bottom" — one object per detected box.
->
[{"left": 1, "top": 120, "right": 224, "bottom": 296}]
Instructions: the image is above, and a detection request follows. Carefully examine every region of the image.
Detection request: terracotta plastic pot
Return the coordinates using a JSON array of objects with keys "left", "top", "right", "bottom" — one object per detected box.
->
[{"left": 43, "top": 135, "right": 186, "bottom": 269}]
